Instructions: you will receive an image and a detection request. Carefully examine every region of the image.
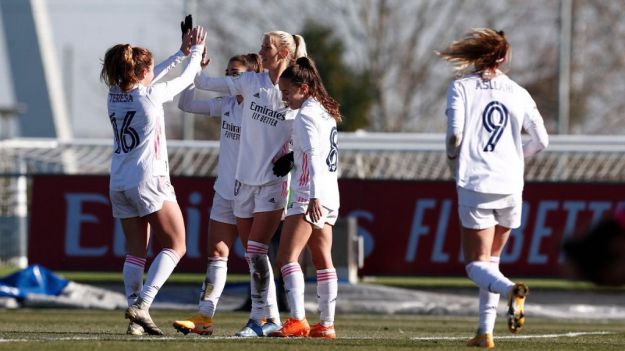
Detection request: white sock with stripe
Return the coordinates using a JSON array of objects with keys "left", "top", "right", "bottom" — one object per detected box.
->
[
  {"left": 317, "top": 268, "right": 338, "bottom": 326},
  {"left": 139, "top": 248, "right": 180, "bottom": 308},
  {"left": 281, "top": 262, "right": 306, "bottom": 320},
  {"left": 123, "top": 255, "right": 145, "bottom": 307},
  {"left": 478, "top": 256, "right": 501, "bottom": 335},
  {"left": 246, "top": 241, "right": 271, "bottom": 323},
  {"left": 198, "top": 257, "right": 228, "bottom": 318}
]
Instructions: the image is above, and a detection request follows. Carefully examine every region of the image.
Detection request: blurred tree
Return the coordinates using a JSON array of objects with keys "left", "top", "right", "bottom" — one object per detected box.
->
[
  {"left": 189, "top": 0, "right": 625, "bottom": 135},
  {"left": 302, "top": 21, "right": 372, "bottom": 131}
]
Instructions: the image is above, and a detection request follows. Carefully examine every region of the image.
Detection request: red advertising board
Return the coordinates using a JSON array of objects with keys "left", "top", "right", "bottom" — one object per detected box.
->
[{"left": 29, "top": 175, "right": 625, "bottom": 277}]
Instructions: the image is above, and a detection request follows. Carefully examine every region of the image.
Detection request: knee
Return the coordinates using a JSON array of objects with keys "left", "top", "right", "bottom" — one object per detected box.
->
[
  {"left": 210, "top": 242, "right": 230, "bottom": 258},
  {"left": 311, "top": 254, "right": 333, "bottom": 271},
  {"left": 172, "top": 241, "right": 186, "bottom": 258}
]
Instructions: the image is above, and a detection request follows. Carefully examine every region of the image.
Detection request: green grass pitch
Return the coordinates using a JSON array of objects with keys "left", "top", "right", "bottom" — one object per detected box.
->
[{"left": 1, "top": 309, "right": 624, "bottom": 350}]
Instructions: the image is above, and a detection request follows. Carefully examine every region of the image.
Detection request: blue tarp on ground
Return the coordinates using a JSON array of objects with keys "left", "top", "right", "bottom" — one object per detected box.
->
[{"left": 0, "top": 265, "right": 68, "bottom": 299}]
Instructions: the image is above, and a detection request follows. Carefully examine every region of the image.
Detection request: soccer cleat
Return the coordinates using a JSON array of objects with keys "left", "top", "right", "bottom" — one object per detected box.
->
[
  {"left": 466, "top": 333, "right": 495, "bottom": 348},
  {"left": 126, "top": 321, "right": 144, "bottom": 336},
  {"left": 172, "top": 314, "right": 213, "bottom": 335},
  {"left": 234, "top": 319, "right": 264, "bottom": 337},
  {"left": 507, "top": 282, "right": 529, "bottom": 334},
  {"left": 125, "top": 303, "right": 165, "bottom": 336},
  {"left": 261, "top": 319, "right": 282, "bottom": 336},
  {"left": 309, "top": 323, "right": 336, "bottom": 339},
  {"left": 269, "top": 317, "right": 310, "bottom": 337}
]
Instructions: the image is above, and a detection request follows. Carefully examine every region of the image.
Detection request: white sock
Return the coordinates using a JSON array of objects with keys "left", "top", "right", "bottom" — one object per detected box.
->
[
  {"left": 198, "top": 257, "right": 228, "bottom": 318},
  {"left": 317, "top": 268, "right": 338, "bottom": 326},
  {"left": 465, "top": 261, "right": 514, "bottom": 296},
  {"left": 281, "top": 262, "right": 306, "bottom": 320},
  {"left": 246, "top": 241, "right": 271, "bottom": 323},
  {"left": 139, "top": 248, "right": 180, "bottom": 307},
  {"left": 266, "top": 263, "right": 281, "bottom": 324},
  {"left": 123, "top": 255, "right": 145, "bottom": 307},
  {"left": 478, "top": 257, "right": 501, "bottom": 335}
]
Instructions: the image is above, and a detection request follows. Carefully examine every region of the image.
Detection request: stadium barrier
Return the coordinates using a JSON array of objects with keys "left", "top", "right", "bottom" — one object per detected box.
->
[{"left": 21, "top": 175, "right": 624, "bottom": 277}]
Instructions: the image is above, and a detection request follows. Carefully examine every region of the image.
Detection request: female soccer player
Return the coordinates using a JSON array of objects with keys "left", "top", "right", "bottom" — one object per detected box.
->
[
  {"left": 439, "top": 28, "right": 549, "bottom": 348},
  {"left": 268, "top": 57, "right": 341, "bottom": 339},
  {"left": 172, "top": 53, "right": 263, "bottom": 336},
  {"left": 194, "top": 31, "right": 307, "bottom": 337},
  {"left": 100, "top": 26, "right": 206, "bottom": 336}
]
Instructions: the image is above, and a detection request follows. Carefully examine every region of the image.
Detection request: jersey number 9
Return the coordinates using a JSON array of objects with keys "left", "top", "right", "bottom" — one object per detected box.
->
[{"left": 482, "top": 101, "right": 509, "bottom": 152}]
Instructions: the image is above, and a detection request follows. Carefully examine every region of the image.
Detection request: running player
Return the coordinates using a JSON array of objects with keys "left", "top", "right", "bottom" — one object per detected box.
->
[
  {"left": 100, "top": 26, "right": 206, "bottom": 336},
  {"left": 172, "top": 53, "right": 263, "bottom": 336},
  {"left": 268, "top": 57, "right": 341, "bottom": 339},
  {"left": 438, "top": 28, "right": 549, "bottom": 348},
  {"left": 193, "top": 31, "right": 307, "bottom": 337}
]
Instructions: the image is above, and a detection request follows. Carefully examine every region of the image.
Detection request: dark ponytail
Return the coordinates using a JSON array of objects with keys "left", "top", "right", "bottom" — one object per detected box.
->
[{"left": 281, "top": 57, "right": 342, "bottom": 122}]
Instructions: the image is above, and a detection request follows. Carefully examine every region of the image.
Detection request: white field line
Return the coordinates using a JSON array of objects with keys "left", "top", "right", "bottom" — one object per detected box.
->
[
  {"left": 0, "top": 331, "right": 613, "bottom": 343},
  {"left": 411, "top": 331, "right": 613, "bottom": 341}
]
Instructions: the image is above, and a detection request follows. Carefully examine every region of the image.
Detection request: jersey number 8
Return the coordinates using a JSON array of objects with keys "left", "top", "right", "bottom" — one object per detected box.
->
[{"left": 326, "top": 127, "right": 338, "bottom": 172}]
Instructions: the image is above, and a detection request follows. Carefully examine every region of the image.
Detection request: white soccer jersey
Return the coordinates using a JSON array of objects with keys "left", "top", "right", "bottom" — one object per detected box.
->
[
  {"left": 178, "top": 87, "right": 241, "bottom": 200},
  {"left": 195, "top": 71, "right": 295, "bottom": 185},
  {"left": 108, "top": 45, "right": 203, "bottom": 191},
  {"left": 446, "top": 72, "right": 549, "bottom": 195},
  {"left": 290, "top": 97, "right": 340, "bottom": 211}
]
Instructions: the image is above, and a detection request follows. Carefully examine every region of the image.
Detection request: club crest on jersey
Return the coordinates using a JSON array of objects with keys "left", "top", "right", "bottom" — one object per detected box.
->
[{"left": 253, "top": 92, "right": 260, "bottom": 98}]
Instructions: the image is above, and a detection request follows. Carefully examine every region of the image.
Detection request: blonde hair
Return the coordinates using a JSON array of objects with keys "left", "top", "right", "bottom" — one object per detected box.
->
[
  {"left": 100, "top": 44, "right": 152, "bottom": 92},
  {"left": 438, "top": 28, "right": 509, "bottom": 79},
  {"left": 264, "top": 31, "right": 307, "bottom": 64}
]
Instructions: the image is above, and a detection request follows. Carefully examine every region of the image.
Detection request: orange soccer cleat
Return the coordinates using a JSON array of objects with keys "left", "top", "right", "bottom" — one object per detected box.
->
[
  {"left": 507, "top": 282, "right": 529, "bottom": 334},
  {"left": 172, "top": 314, "right": 213, "bottom": 335},
  {"left": 269, "top": 317, "right": 310, "bottom": 337},
  {"left": 309, "top": 323, "right": 336, "bottom": 339},
  {"left": 467, "top": 333, "right": 495, "bottom": 348}
]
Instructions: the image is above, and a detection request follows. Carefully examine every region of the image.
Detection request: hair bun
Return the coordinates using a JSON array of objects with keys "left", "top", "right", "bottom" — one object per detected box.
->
[{"left": 296, "top": 56, "right": 311, "bottom": 67}]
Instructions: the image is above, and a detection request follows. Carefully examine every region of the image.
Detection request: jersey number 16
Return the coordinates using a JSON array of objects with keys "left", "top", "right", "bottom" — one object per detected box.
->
[{"left": 110, "top": 111, "right": 140, "bottom": 154}]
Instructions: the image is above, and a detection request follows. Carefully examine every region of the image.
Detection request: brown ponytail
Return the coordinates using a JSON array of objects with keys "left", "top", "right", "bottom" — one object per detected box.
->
[
  {"left": 100, "top": 44, "right": 153, "bottom": 92},
  {"left": 228, "top": 53, "right": 263, "bottom": 74},
  {"left": 281, "top": 57, "right": 342, "bottom": 123},
  {"left": 438, "top": 28, "right": 509, "bottom": 79}
]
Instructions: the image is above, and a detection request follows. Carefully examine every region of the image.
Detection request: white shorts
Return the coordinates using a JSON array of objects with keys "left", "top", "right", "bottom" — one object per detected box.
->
[
  {"left": 233, "top": 179, "right": 288, "bottom": 218},
  {"left": 210, "top": 192, "right": 236, "bottom": 225},
  {"left": 287, "top": 201, "right": 339, "bottom": 229},
  {"left": 110, "top": 176, "right": 177, "bottom": 218},
  {"left": 458, "top": 204, "right": 521, "bottom": 230}
]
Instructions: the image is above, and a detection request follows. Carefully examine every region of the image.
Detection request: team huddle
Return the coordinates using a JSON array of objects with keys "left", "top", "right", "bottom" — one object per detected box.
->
[{"left": 100, "top": 15, "right": 548, "bottom": 348}]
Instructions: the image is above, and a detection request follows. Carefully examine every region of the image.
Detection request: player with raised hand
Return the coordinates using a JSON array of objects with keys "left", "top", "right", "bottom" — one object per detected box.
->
[
  {"left": 193, "top": 31, "right": 307, "bottom": 337},
  {"left": 172, "top": 53, "right": 263, "bottom": 336},
  {"left": 100, "top": 25, "right": 206, "bottom": 336},
  {"left": 268, "top": 56, "right": 341, "bottom": 339},
  {"left": 438, "top": 28, "right": 549, "bottom": 348}
]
